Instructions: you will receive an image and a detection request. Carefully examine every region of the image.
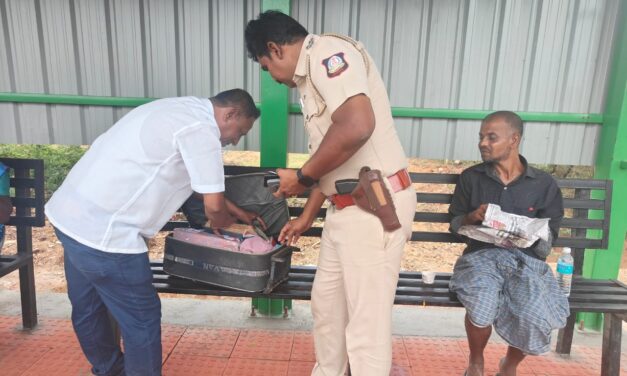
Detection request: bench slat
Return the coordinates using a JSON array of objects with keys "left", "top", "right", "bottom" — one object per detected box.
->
[
  {"left": 302, "top": 227, "right": 323, "bottom": 237},
  {"left": 569, "top": 303, "right": 627, "bottom": 314},
  {"left": 224, "top": 166, "right": 274, "bottom": 175},
  {"left": 560, "top": 218, "right": 605, "bottom": 229},
  {"left": 553, "top": 238, "right": 604, "bottom": 249},
  {"left": 395, "top": 286, "right": 456, "bottom": 296},
  {"left": 414, "top": 212, "right": 450, "bottom": 223},
  {"left": 417, "top": 193, "right": 453, "bottom": 204},
  {"left": 289, "top": 266, "right": 316, "bottom": 274},
  {"left": 9, "top": 197, "right": 38, "bottom": 208},
  {"left": 9, "top": 178, "right": 36, "bottom": 189},
  {"left": 411, "top": 232, "right": 461, "bottom": 243},
  {"left": 571, "top": 286, "right": 627, "bottom": 295},
  {"left": 161, "top": 221, "right": 190, "bottom": 231},
  {"left": 555, "top": 179, "right": 610, "bottom": 189},
  {"left": 563, "top": 198, "right": 606, "bottom": 210},
  {"left": 410, "top": 173, "right": 459, "bottom": 184},
  {"left": 569, "top": 294, "right": 627, "bottom": 304},
  {"left": 289, "top": 207, "right": 327, "bottom": 218},
  {"left": 393, "top": 296, "right": 463, "bottom": 307}
]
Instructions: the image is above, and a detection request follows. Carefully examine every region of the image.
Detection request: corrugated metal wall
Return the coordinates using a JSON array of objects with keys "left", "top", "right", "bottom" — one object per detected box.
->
[
  {"left": 291, "top": 0, "right": 619, "bottom": 165},
  {"left": 0, "top": 0, "right": 262, "bottom": 150},
  {"left": 0, "top": 0, "right": 621, "bottom": 165}
]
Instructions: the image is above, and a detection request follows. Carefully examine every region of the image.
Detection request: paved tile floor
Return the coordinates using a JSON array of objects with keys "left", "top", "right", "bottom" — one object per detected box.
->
[{"left": 0, "top": 315, "right": 625, "bottom": 375}]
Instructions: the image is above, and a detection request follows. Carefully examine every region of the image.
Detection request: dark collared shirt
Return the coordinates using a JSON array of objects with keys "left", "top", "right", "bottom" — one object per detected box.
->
[{"left": 449, "top": 156, "right": 564, "bottom": 260}]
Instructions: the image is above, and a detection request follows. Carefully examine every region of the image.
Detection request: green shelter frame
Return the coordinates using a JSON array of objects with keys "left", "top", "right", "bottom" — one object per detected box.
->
[{"left": 0, "top": 0, "right": 624, "bottom": 329}]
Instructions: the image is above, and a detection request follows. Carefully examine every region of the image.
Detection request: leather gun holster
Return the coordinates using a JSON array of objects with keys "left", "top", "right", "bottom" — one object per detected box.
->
[{"left": 350, "top": 166, "right": 402, "bottom": 232}]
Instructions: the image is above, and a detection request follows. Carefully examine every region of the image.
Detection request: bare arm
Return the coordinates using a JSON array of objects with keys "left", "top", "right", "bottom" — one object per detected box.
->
[
  {"left": 274, "top": 94, "right": 375, "bottom": 197},
  {"left": 301, "top": 94, "right": 374, "bottom": 179},
  {"left": 202, "top": 192, "right": 235, "bottom": 229}
]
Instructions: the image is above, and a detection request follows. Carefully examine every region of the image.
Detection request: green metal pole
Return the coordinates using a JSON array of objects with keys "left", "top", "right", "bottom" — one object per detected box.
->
[
  {"left": 0, "top": 92, "right": 156, "bottom": 107},
  {"left": 581, "top": 1, "right": 627, "bottom": 330},
  {"left": 0, "top": 92, "right": 603, "bottom": 124},
  {"left": 259, "top": 0, "right": 290, "bottom": 168},
  {"left": 388, "top": 108, "right": 602, "bottom": 123},
  {"left": 288, "top": 103, "right": 603, "bottom": 124},
  {"left": 252, "top": 0, "right": 291, "bottom": 318}
]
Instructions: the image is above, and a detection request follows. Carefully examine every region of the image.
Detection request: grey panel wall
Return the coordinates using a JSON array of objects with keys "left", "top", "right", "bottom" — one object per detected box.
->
[
  {"left": 290, "top": 0, "right": 619, "bottom": 165},
  {"left": 0, "top": 0, "right": 261, "bottom": 150},
  {"left": 0, "top": 0, "right": 621, "bottom": 165}
]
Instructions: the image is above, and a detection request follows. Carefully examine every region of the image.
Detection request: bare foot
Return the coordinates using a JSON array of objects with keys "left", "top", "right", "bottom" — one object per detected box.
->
[
  {"left": 465, "top": 362, "right": 484, "bottom": 376},
  {"left": 498, "top": 357, "right": 517, "bottom": 376}
]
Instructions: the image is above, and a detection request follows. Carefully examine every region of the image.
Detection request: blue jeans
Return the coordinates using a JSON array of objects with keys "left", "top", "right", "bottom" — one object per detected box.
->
[{"left": 56, "top": 228, "right": 162, "bottom": 375}]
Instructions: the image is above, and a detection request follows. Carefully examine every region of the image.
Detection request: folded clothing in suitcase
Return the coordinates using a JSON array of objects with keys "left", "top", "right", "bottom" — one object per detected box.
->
[
  {"left": 172, "top": 227, "right": 276, "bottom": 255},
  {"left": 163, "top": 172, "right": 295, "bottom": 293}
]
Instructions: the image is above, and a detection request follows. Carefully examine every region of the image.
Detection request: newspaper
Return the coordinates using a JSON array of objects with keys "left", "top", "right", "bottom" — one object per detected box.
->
[{"left": 457, "top": 203, "right": 550, "bottom": 249}]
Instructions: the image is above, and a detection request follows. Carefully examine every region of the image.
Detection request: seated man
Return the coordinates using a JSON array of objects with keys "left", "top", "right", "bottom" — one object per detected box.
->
[
  {"left": 0, "top": 162, "right": 11, "bottom": 249},
  {"left": 448, "top": 111, "right": 569, "bottom": 376}
]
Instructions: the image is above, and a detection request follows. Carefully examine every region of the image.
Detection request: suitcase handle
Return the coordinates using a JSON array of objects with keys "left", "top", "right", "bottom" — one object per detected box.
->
[
  {"left": 270, "top": 245, "right": 292, "bottom": 263},
  {"left": 264, "top": 246, "right": 294, "bottom": 294}
]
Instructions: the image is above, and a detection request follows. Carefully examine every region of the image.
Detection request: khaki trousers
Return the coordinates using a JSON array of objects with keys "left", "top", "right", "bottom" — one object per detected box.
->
[{"left": 310, "top": 187, "right": 416, "bottom": 376}]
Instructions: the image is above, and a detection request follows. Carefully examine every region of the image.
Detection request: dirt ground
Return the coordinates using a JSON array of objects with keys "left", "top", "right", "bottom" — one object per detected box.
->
[{"left": 1, "top": 151, "right": 625, "bottom": 293}]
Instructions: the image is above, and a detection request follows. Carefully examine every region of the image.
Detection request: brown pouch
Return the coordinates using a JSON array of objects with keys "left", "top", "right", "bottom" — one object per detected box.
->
[{"left": 350, "top": 167, "right": 402, "bottom": 231}]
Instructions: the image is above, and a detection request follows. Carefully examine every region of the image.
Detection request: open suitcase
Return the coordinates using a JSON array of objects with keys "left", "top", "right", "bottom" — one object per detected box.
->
[{"left": 163, "top": 172, "right": 295, "bottom": 293}]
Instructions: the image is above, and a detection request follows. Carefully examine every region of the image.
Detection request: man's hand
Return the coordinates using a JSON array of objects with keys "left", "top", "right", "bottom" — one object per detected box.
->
[
  {"left": 463, "top": 204, "right": 488, "bottom": 225},
  {"left": 278, "top": 216, "right": 313, "bottom": 245},
  {"left": 278, "top": 187, "right": 326, "bottom": 245},
  {"left": 203, "top": 192, "right": 236, "bottom": 229},
  {"left": 224, "top": 199, "right": 267, "bottom": 230},
  {"left": 273, "top": 168, "right": 306, "bottom": 198}
]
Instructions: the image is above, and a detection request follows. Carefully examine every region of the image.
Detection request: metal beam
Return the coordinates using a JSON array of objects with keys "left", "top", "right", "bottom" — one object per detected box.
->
[
  {"left": 252, "top": 0, "right": 292, "bottom": 318},
  {"left": 290, "top": 104, "right": 604, "bottom": 123},
  {"left": 259, "top": 0, "right": 290, "bottom": 169},
  {"left": 1, "top": 92, "right": 603, "bottom": 124},
  {"left": 582, "top": 0, "right": 627, "bottom": 331},
  {"left": 0, "top": 92, "right": 155, "bottom": 107}
]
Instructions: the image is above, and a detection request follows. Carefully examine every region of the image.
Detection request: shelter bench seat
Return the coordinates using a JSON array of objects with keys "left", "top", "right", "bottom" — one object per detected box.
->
[
  {"left": 0, "top": 158, "right": 46, "bottom": 329},
  {"left": 150, "top": 166, "right": 626, "bottom": 376}
]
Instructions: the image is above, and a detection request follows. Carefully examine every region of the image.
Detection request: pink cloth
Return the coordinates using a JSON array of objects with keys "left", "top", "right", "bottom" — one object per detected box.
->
[
  {"left": 173, "top": 228, "right": 274, "bottom": 254},
  {"left": 239, "top": 236, "right": 274, "bottom": 254},
  {"left": 173, "top": 228, "right": 239, "bottom": 252}
]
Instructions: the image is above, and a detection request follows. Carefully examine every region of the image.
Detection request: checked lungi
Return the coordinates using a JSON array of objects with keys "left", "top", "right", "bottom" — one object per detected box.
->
[{"left": 450, "top": 247, "right": 570, "bottom": 355}]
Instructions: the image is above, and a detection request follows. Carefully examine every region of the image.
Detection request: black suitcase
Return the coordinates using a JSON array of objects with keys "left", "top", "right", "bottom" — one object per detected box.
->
[{"left": 163, "top": 172, "right": 296, "bottom": 293}]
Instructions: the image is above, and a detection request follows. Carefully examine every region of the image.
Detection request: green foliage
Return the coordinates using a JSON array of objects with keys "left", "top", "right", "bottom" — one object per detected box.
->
[{"left": 0, "top": 144, "right": 86, "bottom": 200}]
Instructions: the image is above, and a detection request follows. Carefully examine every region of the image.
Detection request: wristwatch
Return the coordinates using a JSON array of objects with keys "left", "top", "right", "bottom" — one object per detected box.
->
[{"left": 296, "top": 168, "right": 317, "bottom": 188}]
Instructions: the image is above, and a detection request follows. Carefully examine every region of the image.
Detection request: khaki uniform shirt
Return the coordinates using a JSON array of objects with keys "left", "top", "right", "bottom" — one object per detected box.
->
[{"left": 293, "top": 34, "right": 408, "bottom": 195}]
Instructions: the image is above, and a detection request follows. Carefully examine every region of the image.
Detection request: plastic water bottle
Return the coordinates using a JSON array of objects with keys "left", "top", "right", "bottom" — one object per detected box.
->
[{"left": 556, "top": 247, "right": 574, "bottom": 296}]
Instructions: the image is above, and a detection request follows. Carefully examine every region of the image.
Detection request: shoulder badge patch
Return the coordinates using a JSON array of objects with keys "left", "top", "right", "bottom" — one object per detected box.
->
[{"left": 322, "top": 53, "right": 348, "bottom": 78}]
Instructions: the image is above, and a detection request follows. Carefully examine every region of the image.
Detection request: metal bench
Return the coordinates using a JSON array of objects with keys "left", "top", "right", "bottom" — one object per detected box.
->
[
  {"left": 0, "top": 158, "right": 45, "bottom": 329},
  {"left": 150, "top": 166, "right": 626, "bottom": 376}
]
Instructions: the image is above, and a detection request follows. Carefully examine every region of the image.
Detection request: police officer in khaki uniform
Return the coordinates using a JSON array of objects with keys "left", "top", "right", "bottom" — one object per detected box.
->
[{"left": 245, "top": 11, "right": 417, "bottom": 376}]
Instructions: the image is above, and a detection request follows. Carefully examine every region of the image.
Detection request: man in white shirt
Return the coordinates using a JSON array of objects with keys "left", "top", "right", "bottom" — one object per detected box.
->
[{"left": 46, "top": 89, "right": 260, "bottom": 376}]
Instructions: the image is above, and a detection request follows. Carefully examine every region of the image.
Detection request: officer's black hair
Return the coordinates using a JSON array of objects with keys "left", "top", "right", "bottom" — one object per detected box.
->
[
  {"left": 483, "top": 111, "right": 524, "bottom": 137},
  {"left": 210, "top": 89, "right": 260, "bottom": 119},
  {"left": 245, "top": 10, "right": 309, "bottom": 61}
]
